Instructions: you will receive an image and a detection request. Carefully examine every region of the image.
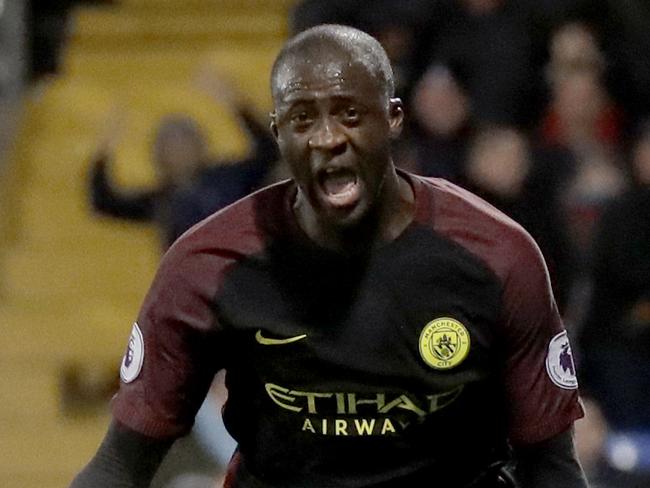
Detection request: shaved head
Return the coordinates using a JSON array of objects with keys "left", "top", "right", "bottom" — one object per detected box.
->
[{"left": 271, "top": 24, "right": 395, "bottom": 104}]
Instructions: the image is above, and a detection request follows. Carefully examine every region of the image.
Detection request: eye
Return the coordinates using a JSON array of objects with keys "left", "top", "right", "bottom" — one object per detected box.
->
[
  {"left": 290, "top": 111, "right": 312, "bottom": 127},
  {"left": 342, "top": 106, "right": 361, "bottom": 124}
]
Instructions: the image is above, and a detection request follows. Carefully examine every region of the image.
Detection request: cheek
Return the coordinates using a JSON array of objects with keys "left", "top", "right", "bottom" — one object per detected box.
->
[
  {"left": 357, "top": 129, "right": 392, "bottom": 160},
  {"left": 278, "top": 135, "right": 310, "bottom": 177},
  {"left": 279, "top": 134, "right": 303, "bottom": 158}
]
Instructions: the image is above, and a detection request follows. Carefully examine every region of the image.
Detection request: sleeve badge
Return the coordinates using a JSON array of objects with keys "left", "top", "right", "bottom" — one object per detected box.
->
[
  {"left": 545, "top": 330, "right": 578, "bottom": 390},
  {"left": 120, "top": 322, "right": 144, "bottom": 383}
]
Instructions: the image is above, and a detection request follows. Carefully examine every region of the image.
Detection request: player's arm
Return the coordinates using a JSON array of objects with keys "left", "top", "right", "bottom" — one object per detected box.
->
[
  {"left": 497, "top": 227, "right": 587, "bottom": 485},
  {"left": 89, "top": 108, "right": 158, "bottom": 221},
  {"left": 69, "top": 226, "right": 230, "bottom": 487},
  {"left": 193, "top": 65, "right": 278, "bottom": 176},
  {"left": 69, "top": 421, "right": 174, "bottom": 488},
  {"left": 512, "top": 427, "right": 588, "bottom": 488}
]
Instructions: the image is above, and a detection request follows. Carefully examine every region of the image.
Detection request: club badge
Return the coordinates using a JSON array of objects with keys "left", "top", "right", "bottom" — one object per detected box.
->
[{"left": 419, "top": 317, "right": 470, "bottom": 370}]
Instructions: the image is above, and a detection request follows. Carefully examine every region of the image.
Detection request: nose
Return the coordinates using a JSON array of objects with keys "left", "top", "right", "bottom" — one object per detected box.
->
[{"left": 308, "top": 118, "right": 347, "bottom": 155}]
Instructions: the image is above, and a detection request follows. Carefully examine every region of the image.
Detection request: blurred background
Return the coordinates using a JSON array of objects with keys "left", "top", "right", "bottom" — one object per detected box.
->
[{"left": 1, "top": 1, "right": 649, "bottom": 487}]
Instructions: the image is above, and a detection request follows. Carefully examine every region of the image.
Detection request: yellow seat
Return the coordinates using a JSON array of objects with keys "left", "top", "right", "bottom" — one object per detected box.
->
[{"left": 0, "top": 0, "right": 297, "bottom": 485}]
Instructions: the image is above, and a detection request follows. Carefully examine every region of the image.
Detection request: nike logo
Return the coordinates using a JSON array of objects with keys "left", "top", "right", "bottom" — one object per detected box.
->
[{"left": 255, "top": 330, "right": 307, "bottom": 345}]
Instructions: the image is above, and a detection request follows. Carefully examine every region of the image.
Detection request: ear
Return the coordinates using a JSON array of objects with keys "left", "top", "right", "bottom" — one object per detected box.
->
[
  {"left": 269, "top": 111, "right": 279, "bottom": 140},
  {"left": 388, "top": 98, "right": 404, "bottom": 140}
]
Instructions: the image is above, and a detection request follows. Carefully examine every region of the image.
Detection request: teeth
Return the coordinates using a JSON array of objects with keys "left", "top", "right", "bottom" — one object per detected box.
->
[{"left": 319, "top": 166, "right": 359, "bottom": 203}]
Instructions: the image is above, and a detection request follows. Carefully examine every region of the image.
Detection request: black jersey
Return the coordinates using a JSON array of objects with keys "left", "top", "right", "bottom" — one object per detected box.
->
[{"left": 113, "top": 172, "right": 583, "bottom": 487}]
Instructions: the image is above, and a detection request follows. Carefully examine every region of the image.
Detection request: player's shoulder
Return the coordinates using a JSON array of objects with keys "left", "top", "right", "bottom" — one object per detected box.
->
[
  {"left": 165, "top": 179, "right": 292, "bottom": 263},
  {"left": 414, "top": 175, "right": 527, "bottom": 240},
  {"left": 412, "top": 174, "right": 543, "bottom": 280}
]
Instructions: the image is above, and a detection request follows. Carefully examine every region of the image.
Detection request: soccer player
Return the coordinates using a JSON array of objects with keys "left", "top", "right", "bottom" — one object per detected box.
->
[{"left": 70, "top": 25, "right": 589, "bottom": 488}]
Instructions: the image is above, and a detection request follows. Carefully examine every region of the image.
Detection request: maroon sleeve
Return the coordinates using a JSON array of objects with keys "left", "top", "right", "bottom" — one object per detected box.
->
[
  {"left": 500, "top": 232, "right": 583, "bottom": 445},
  {"left": 111, "top": 238, "right": 230, "bottom": 439}
]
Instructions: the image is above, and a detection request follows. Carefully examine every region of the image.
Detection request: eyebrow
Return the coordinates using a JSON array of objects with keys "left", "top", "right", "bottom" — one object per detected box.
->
[{"left": 282, "top": 92, "right": 363, "bottom": 105}]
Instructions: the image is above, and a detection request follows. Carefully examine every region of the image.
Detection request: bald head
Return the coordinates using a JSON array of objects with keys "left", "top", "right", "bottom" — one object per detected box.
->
[{"left": 271, "top": 24, "right": 395, "bottom": 104}]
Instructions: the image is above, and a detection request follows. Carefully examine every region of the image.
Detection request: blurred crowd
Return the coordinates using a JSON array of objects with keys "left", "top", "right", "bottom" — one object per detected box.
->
[{"left": 33, "top": 0, "right": 649, "bottom": 487}]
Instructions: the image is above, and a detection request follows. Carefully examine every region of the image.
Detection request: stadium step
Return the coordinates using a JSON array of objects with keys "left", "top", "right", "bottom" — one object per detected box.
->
[
  {"left": 0, "top": 356, "right": 112, "bottom": 487},
  {"left": 121, "top": 0, "right": 296, "bottom": 8},
  {"left": 70, "top": 7, "right": 287, "bottom": 48}
]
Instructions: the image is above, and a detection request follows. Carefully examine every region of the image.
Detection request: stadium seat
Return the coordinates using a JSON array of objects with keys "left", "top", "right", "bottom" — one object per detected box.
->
[{"left": 0, "top": 1, "right": 295, "bottom": 485}]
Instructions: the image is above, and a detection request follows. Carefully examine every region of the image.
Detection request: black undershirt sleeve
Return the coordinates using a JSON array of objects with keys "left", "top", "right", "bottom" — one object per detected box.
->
[
  {"left": 69, "top": 420, "right": 174, "bottom": 488},
  {"left": 513, "top": 428, "right": 589, "bottom": 488}
]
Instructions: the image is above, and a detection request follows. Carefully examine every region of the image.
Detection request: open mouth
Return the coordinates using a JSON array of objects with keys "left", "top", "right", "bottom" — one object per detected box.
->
[{"left": 317, "top": 167, "right": 361, "bottom": 208}]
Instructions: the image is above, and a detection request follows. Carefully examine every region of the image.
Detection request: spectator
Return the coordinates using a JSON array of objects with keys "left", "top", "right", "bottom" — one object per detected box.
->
[
  {"left": 290, "top": 0, "right": 447, "bottom": 101},
  {"left": 90, "top": 74, "right": 277, "bottom": 249},
  {"left": 578, "top": 122, "right": 650, "bottom": 487},
  {"left": 540, "top": 21, "right": 624, "bottom": 155},
  {"left": 289, "top": 0, "right": 360, "bottom": 34},
  {"left": 538, "top": 22, "right": 627, "bottom": 313},
  {"left": 428, "top": 0, "right": 534, "bottom": 126},
  {"left": 395, "top": 64, "right": 473, "bottom": 184},
  {"left": 464, "top": 126, "right": 576, "bottom": 312}
]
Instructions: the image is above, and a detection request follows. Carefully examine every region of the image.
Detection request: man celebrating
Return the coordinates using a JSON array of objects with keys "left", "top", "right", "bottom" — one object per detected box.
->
[{"left": 70, "top": 25, "right": 588, "bottom": 487}]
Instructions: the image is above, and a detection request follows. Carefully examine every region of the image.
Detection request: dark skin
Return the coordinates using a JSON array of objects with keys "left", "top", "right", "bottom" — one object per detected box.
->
[
  {"left": 270, "top": 48, "right": 413, "bottom": 252},
  {"left": 69, "top": 30, "right": 589, "bottom": 488}
]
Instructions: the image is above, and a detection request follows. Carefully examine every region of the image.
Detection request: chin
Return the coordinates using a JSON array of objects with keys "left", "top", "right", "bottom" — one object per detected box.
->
[{"left": 321, "top": 200, "right": 376, "bottom": 232}]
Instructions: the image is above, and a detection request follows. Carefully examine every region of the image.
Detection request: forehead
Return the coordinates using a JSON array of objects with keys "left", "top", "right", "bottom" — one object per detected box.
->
[{"left": 274, "top": 52, "right": 383, "bottom": 105}]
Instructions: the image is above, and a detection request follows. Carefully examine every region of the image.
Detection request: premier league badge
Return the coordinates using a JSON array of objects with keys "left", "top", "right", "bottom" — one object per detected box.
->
[
  {"left": 120, "top": 322, "right": 144, "bottom": 383},
  {"left": 545, "top": 331, "right": 578, "bottom": 390}
]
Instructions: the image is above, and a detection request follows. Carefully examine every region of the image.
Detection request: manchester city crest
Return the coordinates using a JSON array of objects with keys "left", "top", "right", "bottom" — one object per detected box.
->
[{"left": 419, "top": 317, "right": 470, "bottom": 370}]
